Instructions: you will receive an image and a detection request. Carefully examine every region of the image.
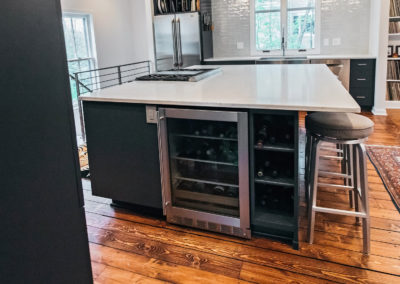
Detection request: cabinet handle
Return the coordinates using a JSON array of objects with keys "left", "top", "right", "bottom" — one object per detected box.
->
[
  {"left": 356, "top": 96, "right": 366, "bottom": 99},
  {"left": 357, "top": 63, "right": 367, "bottom": 66},
  {"left": 357, "top": 78, "right": 367, "bottom": 81}
]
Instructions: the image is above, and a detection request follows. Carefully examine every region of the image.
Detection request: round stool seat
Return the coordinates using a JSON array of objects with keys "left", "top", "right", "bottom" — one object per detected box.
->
[{"left": 306, "top": 112, "right": 374, "bottom": 140}]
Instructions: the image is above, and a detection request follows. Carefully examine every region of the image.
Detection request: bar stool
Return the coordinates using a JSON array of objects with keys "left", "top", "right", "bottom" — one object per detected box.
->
[{"left": 305, "top": 112, "right": 374, "bottom": 254}]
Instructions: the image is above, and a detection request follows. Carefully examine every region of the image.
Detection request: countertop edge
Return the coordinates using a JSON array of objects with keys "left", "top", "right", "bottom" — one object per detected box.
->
[{"left": 80, "top": 97, "right": 361, "bottom": 113}]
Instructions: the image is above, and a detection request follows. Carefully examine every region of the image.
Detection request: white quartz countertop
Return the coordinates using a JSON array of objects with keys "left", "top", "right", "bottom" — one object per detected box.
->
[
  {"left": 80, "top": 65, "right": 361, "bottom": 113},
  {"left": 204, "top": 54, "right": 376, "bottom": 61}
]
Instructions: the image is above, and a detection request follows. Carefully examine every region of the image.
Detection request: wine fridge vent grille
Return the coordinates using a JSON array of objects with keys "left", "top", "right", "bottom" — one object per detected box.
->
[
  {"left": 170, "top": 216, "right": 243, "bottom": 238},
  {"left": 221, "top": 225, "right": 232, "bottom": 234}
]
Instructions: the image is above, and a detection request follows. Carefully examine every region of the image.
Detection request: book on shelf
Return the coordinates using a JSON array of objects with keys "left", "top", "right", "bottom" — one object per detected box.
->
[
  {"left": 387, "top": 60, "right": 400, "bottom": 80},
  {"left": 389, "top": 21, "right": 400, "bottom": 33},
  {"left": 387, "top": 82, "right": 400, "bottom": 100},
  {"left": 390, "top": 0, "right": 400, "bottom": 17}
]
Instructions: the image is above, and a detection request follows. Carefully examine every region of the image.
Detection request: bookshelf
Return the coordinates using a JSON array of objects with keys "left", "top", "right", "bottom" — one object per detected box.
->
[{"left": 387, "top": 0, "right": 400, "bottom": 102}]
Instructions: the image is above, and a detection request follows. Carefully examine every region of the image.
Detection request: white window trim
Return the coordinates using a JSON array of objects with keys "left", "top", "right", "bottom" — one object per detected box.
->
[
  {"left": 250, "top": 0, "right": 321, "bottom": 56},
  {"left": 63, "top": 12, "right": 98, "bottom": 69}
]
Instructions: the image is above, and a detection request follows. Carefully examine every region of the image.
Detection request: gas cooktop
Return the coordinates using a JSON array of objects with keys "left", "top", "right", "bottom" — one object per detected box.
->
[{"left": 136, "top": 68, "right": 221, "bottom": 82}]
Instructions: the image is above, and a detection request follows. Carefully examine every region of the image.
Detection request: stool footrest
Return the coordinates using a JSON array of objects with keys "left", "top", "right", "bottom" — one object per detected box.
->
[
  {"left": 319, "top": 171, "right": 351, "bottom": 179},
  {"left": 320, "top": 155, "right": 344, "bottom": 161},
  {"left": 313, "top": 206, "right": 367, "bottom": 218},
  {"left": 318, "top": 183, "right": 354, "bottom": 190},
  {"left": 321, "top": 147, "right": 343, "bottom": 153}
]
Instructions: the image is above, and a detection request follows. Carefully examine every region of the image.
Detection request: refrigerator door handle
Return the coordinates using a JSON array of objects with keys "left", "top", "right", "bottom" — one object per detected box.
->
[
  {"left": 176, "top": 18, "right": 183, "bottom": 67},
  {"left": 171, "top": 18, "right": 178, "bottom": 68}
]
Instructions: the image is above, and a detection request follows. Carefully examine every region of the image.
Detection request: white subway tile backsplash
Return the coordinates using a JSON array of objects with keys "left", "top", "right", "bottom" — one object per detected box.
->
[{"left": 212, "top": 0, "right": 370, "bottom": 57}]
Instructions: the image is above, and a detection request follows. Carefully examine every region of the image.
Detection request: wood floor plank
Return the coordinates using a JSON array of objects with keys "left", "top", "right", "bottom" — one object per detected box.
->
[
  {"left": 85, "top": 212, "right": 400, "bottom": 283},
  {"left": 90, "top": 243, "right": 252, "bottom": 284},
  {"left": 87, "top": 225, "right": 243, "bottom": 279},
  {"left": 84, "top": 200, "right": 400, "bottom": 275},
  {"left": 239, "top": 262, "right": 336, "bottom": 284},
  {"left": 94, "top": 264, "right": 170, "bottom": 284}
]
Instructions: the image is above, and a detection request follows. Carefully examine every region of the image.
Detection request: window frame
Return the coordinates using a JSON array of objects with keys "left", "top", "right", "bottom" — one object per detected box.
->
[
  {"left": 62, "top": 12, "right": 99, "bottom": 96},
  {"left": 250, "top": 0, "right": 321, "bottom": 56}
]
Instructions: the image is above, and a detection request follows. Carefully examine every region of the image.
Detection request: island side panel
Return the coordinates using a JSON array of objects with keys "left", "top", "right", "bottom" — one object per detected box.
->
[{"left": 83, "top": 101, "right": 162, "bottom": 210}]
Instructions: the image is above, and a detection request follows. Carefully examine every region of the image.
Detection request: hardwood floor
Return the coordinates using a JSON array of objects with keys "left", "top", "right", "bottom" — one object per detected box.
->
[{"left": 83, "top": 110, "right": 400, "bottom": 284}]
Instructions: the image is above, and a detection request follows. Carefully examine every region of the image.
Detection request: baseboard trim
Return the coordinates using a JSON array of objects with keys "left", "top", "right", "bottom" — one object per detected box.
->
[{"left": 372, "top": 107, "right": 387, "bottom": 116}]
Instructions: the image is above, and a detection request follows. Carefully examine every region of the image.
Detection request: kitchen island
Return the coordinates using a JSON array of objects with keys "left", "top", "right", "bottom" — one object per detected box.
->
[{"left": 80, "top": 64, "right": 360, "bottom": 249}]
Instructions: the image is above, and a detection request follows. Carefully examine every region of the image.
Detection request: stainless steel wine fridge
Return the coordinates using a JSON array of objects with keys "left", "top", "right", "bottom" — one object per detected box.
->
[{"left": 157, "top": 108, "right": 251, "bottom": 238}]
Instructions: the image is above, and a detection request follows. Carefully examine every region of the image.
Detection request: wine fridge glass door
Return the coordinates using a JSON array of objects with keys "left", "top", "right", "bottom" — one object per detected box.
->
[{"left": 158, "top": 108, "right": 251, "bottom": 238}]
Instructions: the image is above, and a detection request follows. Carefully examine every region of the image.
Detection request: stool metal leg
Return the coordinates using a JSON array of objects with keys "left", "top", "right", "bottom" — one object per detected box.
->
[
  {"left": 352, "top": 144, "right": 361, "bottom": 224},
  {"left": 308, "top": 138, "right": 321, "bottom": 244},
  {"left": 305, "top": 132, "right": 311, "bottom": 204},
  {"left": 357, "top": 143, "right": 370, "bottom": 255}
]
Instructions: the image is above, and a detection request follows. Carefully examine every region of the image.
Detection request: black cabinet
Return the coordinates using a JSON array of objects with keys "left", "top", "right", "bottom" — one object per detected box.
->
[
  {"left": 83, "top": 102, "right": 163, "bottom": 210},
  {"left": 349, "top": 59, "right": 376, "bottom": 110}
]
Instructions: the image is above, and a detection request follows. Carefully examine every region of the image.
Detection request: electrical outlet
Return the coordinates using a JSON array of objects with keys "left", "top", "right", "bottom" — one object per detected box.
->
[
  {"left": 237, "top": 42, "right": 244, "bottom": 49},
  {"left": 332, "top": 38, "right": 341, "bottom": 46},
  {"left": 323, "top": 38, "right": 330, "bottom": 46}
]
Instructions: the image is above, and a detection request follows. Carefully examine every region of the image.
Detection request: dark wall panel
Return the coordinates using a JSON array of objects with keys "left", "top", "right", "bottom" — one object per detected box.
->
[{"left": 0, "top": 1, "right": 92, "bottom": 283}]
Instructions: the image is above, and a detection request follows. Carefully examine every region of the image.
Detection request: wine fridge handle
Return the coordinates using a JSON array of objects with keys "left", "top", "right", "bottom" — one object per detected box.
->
[{"left": 157, "top": 110, "right": 167, "bottom": 215}]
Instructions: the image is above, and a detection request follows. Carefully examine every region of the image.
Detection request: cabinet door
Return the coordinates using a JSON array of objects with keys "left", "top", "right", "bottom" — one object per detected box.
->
[{"left": 83, "top": 102, "right": 162, "bottom": 209}]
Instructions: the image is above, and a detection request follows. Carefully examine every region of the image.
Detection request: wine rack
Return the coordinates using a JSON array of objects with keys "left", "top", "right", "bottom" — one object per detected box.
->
[
  {"left": 249, "top": 110, "right": 299, "bottom": 248},
  {"left": 158, "top": 108, "right": 250, "bottom": 238}
]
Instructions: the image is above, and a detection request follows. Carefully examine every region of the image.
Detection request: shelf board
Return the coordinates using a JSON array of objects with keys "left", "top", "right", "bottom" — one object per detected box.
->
[
  {"left": 174, "top": 189, "right": 239, "bottom": 208},
  {"left": 171, "top": 133, "right": 237, "bottom": 142},
  {"left": 254, "top": 144, "right": 294, "bottom": 152},
  {"left": 389, "top": 33, "right": 400, "bottom": 36},
  {"left": 390, "top": 16, "right": 400, "bottom": 20},
  {"left": 171, "top": 155, "right": 238, "bottom": 167},
  {"left": 387, "top": 79, "right": 400, "bottom": 82},
  {"left": 255, "top": 176, "right": 295, "bottom": 187},
  {"left": 386, "top": 100, "right": 400, "bottom": 108},
  {"left": 253, "top": 211, "right": 294, "bottom": 232},
  {"left": 387, "top": 57, "right": 400, "bottom": 60},
  {"left": 174, "top": 176, "right": 239, "bottom": 188}
]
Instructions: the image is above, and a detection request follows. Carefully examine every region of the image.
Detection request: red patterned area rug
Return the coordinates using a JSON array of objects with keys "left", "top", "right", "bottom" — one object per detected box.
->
[{"left": 367, "top": 145, "right": 400, "bottom": 213}]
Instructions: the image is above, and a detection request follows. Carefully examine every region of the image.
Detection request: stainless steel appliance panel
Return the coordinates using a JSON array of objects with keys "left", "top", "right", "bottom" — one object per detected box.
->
[
  {"left": 154, "top": 14, "right": 176, "bottom": 71},
  {"left": 175, "top": 13, "right": 201, "bottom": 68}
]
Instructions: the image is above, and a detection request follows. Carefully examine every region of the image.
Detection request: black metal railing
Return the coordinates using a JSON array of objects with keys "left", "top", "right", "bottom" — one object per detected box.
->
[{"left": 70, "top": 60, "right": 151, "bottom": 141}]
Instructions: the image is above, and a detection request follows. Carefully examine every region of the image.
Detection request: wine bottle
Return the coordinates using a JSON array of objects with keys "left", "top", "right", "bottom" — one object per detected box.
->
[
  {"left": 213, "top": 185, "right": 225, "bottom": 195},
  {"left": 226, "top": 187, "right": 238, "bottom": 197},
  {"left": 257, "top": 168, "right": 264, "bottom": 177},
  {"left": 256, "top": 139, "right": 264, "bottom": 147},
  {"left": 260, "top": 195, "right": 268, "bottom": 207},
  {"left": 205, "top": 147, "right": 217, "bottom": 160},
  {"left": 264, "top": 160, "right": 271, "bottom": 168},
  {"left": 271, "top": 169, "right": 279, "bottom": 178},
  {"left": 225, "top": 126, "right": 237, "bottom": 138},
  {"left": 269, "top": 136, "right": 277, "bottom": 144}
]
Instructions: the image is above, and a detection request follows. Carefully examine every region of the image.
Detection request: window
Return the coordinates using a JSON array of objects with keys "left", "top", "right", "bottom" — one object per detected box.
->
[
  {"left": 250, "top": 0, "right": 320, "bottom": 56},
  {"left": 62, "top": 13, "right": 97, "bottom": 100}
]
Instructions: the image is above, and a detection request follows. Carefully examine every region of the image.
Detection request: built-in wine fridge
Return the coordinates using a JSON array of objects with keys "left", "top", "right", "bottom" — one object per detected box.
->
[{"left": 157, "top": 108, "right": 251, "bottom": 238}]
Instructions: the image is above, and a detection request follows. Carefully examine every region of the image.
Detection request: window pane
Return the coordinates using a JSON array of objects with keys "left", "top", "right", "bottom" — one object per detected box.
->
[
  {"left": 256, "top": 12, "right": 281, "bottom": 51},
  {"left": 287, "top": 9, "right": 315, "bottom": 50},
  {"left": 63, "top": 18, "right": 76, "bottom": 60},
  {"left": 72, "top": 17, "right": 89, "bottom": 58},
  {"left": 255, "top": 0, "right": 280, "bottom": 11},
  {"left": 288, "top": 0, "right": 315, "bottom": 9},
  {"left": 68, "top": 61, "right": 79, "bottom": 100}
]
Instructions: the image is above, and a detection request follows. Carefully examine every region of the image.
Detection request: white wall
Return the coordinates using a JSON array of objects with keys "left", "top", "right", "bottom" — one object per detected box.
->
[
  {"left": 212, "top": 0, "right": 371, "bottom": 57},
  {"left": 61, "top": 0, "right": 153, "bottom": 69}
]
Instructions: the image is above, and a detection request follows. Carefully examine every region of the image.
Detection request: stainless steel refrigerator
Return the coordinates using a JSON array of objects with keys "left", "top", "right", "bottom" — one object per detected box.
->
[{"left": 154, "top": 12, "right": 202, "bottom": 71}]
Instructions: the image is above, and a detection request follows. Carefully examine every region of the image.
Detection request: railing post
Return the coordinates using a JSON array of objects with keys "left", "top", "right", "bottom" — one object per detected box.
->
[
  {"left": 75, "top": 72, "right": 86, "bottom": 143},
  {"left": 117, "top": 66, "right": 122, "bottom": 84}
]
